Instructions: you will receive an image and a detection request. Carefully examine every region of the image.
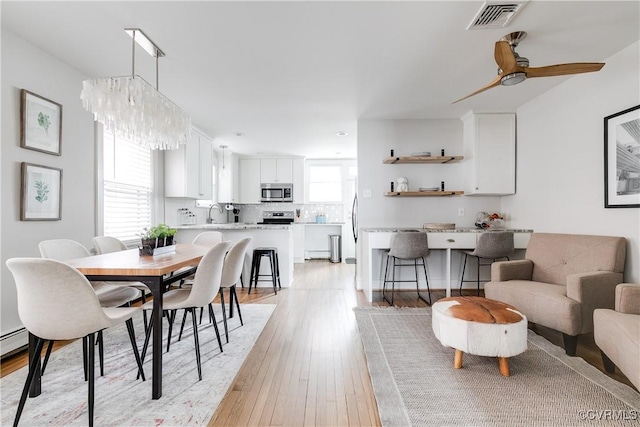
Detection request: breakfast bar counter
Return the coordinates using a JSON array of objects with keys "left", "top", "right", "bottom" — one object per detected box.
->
[
  {"left": 174, "top": 224, "right": 294, "bottom": 288},
  {"left": 359, "top": 227, "right": 533, "bottom": 302}
]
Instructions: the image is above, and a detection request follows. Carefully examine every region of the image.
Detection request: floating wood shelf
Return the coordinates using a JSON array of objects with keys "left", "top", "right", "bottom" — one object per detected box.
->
[
  {"left": 384, "top": 191, "right": 464, "bottom": 197},
  {"left": 383, "top": 155, "right": 463, "bottom": 164}
]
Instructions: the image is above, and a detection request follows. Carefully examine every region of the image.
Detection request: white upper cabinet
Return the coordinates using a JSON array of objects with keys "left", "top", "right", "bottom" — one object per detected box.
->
[
  {"left": 292, "top": 158, "right": 304, "bottom": 203},
  {"left": 218, "top": 151, "right": 239, "bottom": 203},
  {"left": 260, "top": 158, "right": 293, "bottom": 183},
  {"left": 238, "top": 158, "right": 261, "bottom": 203},
  {"left": 165, "top": 128, "right": 213, "bottom": 199},
  {"left": 462, "top": 112, "right": 516, "bottom": 196}
]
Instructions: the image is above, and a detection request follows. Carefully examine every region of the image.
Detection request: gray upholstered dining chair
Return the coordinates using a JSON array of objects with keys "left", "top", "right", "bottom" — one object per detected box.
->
[
  {"left": 6, "top": 258, "right": 145, "bottom": 427},
  {"left": 140, "top": 241, "right": 232, "bottom": 381},
  {"left": 218, "top": 237, "right": 252, "bottom": 343},
  {"left": 383, "top": 232, "right": 432, "bottom": 306},
  {"left": 459, "top": 232, "right": 514, "bottom": 296},
  {"left": 38, "top": 239, "right": 140, "bottom": 376}
]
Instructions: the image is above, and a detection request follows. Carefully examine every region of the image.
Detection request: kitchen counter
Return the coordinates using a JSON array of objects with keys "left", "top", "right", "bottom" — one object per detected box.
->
[
  {"left": 174, "top": 224, "right": 294, "bottom": 288},
  {"left": 175, "top": 223, "right": 291, "bottom": 230},
  {"left": 361, "top": 226, "right": 533, "bottom": 233},
  {"left": 359, "top": 227, "right": 533, "bottom": 301}
]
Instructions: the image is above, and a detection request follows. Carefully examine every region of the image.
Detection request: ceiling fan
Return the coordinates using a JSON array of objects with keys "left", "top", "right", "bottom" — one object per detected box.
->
[{"left": 453, "top": 31, "right": 605, "bottom": 103}]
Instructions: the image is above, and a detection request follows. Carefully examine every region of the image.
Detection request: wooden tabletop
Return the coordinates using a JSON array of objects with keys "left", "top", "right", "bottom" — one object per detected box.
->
[{"left": 67, "top": 243, "right": 209, "bottom": 277}]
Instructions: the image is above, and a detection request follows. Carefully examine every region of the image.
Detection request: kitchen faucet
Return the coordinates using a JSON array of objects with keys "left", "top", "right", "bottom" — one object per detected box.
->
[{"left": 207, "top": 203, "right": 223, "bottom": 223}]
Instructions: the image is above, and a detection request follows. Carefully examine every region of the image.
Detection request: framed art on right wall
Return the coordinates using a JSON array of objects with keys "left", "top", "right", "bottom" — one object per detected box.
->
[{"left": 604, "top": 105, "right": 640, "bottom": 208}]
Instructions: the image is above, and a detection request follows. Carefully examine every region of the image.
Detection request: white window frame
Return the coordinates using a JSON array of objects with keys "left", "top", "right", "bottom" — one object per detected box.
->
[{"left": 96, "top": 125, "right": 156, "bottom": 245}]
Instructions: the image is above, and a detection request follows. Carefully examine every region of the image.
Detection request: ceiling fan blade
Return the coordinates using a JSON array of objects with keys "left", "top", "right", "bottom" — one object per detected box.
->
[
  {"left": 452, "top": 75, "right": 502, "bottom": 104},
  {"left": 526, "top": 62, "right": 605, "bottom": 78},
  {"left": 494, "top": 41, "right": 518, "bottom": 74}
]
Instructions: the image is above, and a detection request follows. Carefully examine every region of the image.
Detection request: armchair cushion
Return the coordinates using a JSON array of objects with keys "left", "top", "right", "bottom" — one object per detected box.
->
[{"left": 486, "top": 280, "right": 582, "bottom": 335}]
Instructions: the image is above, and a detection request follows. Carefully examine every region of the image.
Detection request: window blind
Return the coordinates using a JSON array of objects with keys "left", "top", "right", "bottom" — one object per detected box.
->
[{"left": 103, "top": 131, "right": 152, "bottom": 244}]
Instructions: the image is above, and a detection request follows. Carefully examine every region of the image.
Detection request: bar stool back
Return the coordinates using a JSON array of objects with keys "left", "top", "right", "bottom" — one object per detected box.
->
[
  {"left": 459, "top": 232, "right": 514, "bottom": 296},
  {"left": 383, "top": 232, "right": 432, "bottom": 305}
]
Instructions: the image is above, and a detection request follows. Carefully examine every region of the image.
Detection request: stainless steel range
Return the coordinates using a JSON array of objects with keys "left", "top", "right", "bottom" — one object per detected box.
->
[{"left": 258, "top": 210, "right": 295, "bottom": 224}]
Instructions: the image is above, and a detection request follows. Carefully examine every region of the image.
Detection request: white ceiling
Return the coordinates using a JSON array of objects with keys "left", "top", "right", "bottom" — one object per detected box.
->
[{"left": 2, "top": 1, "right": 639, "bottom": 158}]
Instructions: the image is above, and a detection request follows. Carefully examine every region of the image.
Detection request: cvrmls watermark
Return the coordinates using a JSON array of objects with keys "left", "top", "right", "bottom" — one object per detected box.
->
[{"left": 577, "top": 410, "right": 638, "bottom": 421}]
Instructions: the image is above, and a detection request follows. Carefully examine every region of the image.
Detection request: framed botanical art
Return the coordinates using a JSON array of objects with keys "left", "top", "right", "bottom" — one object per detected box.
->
[
  {"left": 20, "top": 162, "right": 62, "bottom": 221},
  {"left": 604, "top": 105, "right": 640, "bottom": 208},
  {"left": 20, "top": 89, "right": 62, "bottom": 155}
]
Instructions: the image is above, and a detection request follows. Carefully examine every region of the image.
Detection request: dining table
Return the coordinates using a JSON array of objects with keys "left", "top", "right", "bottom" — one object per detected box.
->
[{"left": 28, "top": 243, "right": 209, "bottom": 400}]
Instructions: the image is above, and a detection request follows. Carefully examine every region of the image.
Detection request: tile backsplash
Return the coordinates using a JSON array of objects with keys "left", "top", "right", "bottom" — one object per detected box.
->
[{"left": 165, "top": 199, "right": 345, "bottom": 225}]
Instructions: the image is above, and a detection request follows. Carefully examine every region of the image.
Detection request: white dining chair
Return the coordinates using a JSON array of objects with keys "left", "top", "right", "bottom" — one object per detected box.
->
[
  {"left": 218, "top": 237, "right": 252, "bottom": 343},
  {"left": 6, "top": 257, "right": 145, "bottom": 427},
  {"left": 38, "top": 239, "right": 140, "bottom": 376},
  {"left": 175, "top": 231, "right": 226, "bottom": 291},
  {"left": 92, "top": 236, "right": 151, "bottom": 329},
  {"left": 140, "top": 241, "right": 232, "bottom": 381}
]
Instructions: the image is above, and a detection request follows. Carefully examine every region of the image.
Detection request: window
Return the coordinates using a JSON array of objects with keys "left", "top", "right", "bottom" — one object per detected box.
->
[
  {"left": 102, "top": 130, "right": 153, "bottom": 244},
  {"left": 307, "top": 164, "right": 342, "bottom": 202}
]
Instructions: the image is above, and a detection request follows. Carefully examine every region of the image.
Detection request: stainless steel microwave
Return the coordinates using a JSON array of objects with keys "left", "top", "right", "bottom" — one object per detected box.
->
[{"left": 261, "top": 183, "right": 293, "bottom": 202}]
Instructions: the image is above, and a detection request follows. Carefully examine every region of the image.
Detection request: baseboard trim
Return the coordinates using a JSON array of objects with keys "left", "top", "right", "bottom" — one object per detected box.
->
[{"left": 1, "top": 328, "right": 28, "bottom": 358}]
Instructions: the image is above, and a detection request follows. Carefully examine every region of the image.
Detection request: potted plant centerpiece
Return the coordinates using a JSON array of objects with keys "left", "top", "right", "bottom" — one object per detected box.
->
[{"left": 139, "top": 223, "right": 178, "bottom": 255}]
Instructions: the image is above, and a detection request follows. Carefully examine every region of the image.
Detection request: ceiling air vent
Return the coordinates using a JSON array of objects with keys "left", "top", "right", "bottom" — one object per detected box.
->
[{"left": 466, "top": 1, "right": 528, "bottom": 30}]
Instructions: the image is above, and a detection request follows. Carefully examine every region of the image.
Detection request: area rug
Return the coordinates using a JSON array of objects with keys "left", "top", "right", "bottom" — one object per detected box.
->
[
  {"left": 0, "top": 304, "right": 275, "bottom": 426},
  {"left": 354, "top": 307, "right": 640, "bottom": 427}
]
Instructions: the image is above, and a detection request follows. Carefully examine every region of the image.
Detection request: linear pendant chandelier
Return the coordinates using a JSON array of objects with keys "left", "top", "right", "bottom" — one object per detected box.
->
[{"left": 80, "top": 28, "right": 191, "bottom": 150}]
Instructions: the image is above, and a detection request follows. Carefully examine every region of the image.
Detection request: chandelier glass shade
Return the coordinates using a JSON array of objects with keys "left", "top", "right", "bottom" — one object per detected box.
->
[
  {"left": 80, "top": 28, "right": 191, "bottom": 150},
  {"left": 81, "top": 76, "right": 191, "bottom": 150}
]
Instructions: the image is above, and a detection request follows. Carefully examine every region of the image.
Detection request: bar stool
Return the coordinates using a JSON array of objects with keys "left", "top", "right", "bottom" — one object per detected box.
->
[
  {"left": 249, "top": 247, "right": 281, "bottom": 294},
  {"left": 459, "top": 231, "right": 514, "bottom": 296},
  {"left": 383, "top": 232, "right": 432, "bottom": 306}
]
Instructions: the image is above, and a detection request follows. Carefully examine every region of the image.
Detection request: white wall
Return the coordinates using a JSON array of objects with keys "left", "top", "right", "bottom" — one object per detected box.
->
[
  {"left": 1, "top": 29, "right": 96, "bottom": 353},
  {"left": 502, "top": 40, "right": 640, "bottom": 283},
  {"left": 357, "top": 119, "right": 504, "bottom": 228}
]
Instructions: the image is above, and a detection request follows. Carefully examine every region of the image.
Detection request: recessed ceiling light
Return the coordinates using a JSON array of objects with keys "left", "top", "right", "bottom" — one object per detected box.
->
[{"left": 336, "top": 131, "right": 348, "bottom": 137}]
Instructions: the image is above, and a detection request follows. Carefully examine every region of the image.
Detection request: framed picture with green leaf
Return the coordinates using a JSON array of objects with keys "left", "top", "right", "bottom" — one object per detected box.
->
[
  {"left": 21, "top": 162, "right": 62, "bottom": 221},
  {"left": 20, "top": 89, "right": 62, "bottom": 155}
]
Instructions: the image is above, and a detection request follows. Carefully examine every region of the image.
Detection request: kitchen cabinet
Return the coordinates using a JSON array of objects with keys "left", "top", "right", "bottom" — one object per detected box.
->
[
  {"left": 218, "top": 151, "right": 239, "bottom": 203},
  {"left": 238, "top": 158, "right": 261, "bottom": 203},
  {"left": 261, "top": 158, "right": 293, "bottom": 183},
  {"left": 292, "top": 223, "right": 305, "bottom": 263},
  {"left": 293, "top": 158, "right": 304, "bottom": 203},
  {"left": 382, "top": 155, "right": 464, "bottom": 196},
  {"left": 165, "top": 128, "right": 213, "bottom": 199},
  {"left": 462, "top": 112, "right": 516, "bottom": 195}
]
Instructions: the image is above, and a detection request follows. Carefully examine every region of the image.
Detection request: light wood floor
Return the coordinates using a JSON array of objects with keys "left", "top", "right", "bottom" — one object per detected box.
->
[{"left": 1, "top": 261, "right": 635, "bottom": 426}]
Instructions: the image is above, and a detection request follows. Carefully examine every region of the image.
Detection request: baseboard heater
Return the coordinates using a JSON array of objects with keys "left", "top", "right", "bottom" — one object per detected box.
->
[
  {"left": 1, "top": 327, "right": 28, "bottom": 358},
  {"left": 305, "top": 250, "right": 330, "bottom": 259}
]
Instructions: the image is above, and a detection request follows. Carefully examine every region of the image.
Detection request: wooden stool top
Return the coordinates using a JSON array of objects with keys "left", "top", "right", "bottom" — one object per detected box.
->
[{"left": 436, "top": 296, "right": 523, "bottom": 324}]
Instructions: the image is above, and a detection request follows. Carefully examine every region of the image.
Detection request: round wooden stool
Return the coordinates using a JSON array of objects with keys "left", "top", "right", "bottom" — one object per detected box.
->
[{"left": 431, "top": 296, "right": 527, "bottom": 376}]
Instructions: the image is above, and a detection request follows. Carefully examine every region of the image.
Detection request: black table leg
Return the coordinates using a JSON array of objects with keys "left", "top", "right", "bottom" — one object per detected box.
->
[
  {"left": 148, "top": 276, "right": 164, "bottom": 400},
  {"left": 28, "top": 332, "right": 42, "bottom": 397}
]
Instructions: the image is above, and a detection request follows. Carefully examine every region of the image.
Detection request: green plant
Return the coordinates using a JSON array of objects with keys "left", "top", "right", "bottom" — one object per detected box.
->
[{"left": 149, "top": 223, "right": 177, "bottom": 239}]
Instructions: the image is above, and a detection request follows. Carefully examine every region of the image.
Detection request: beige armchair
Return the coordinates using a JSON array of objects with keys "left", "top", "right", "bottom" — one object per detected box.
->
[
  {"left": 484, "top": 233, "right": 626, "bottom": 356},
  {"left": 594, "top": 283, "right": 640, "bottom": 390}
]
